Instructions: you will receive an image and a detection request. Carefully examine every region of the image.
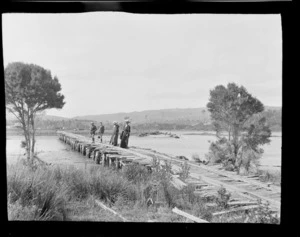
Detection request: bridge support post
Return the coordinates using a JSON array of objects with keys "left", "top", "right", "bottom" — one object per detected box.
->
[{"left": 96, "top": 151, "right": 101, "bottom": 164}]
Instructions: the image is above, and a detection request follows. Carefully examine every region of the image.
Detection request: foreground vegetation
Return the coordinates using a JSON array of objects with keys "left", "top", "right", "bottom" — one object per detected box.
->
[{"left": 7, "top": 158, "right": 279, "bottom": 223}]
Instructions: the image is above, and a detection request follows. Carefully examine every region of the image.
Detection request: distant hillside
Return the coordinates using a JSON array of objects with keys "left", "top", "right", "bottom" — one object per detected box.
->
[
  {"left": 38, "top": 115, "right": 70, "bottom": 121},
  {"left": 72, "top": 106, "right": 281, "bottom": 124},
  {"left": 6, "top": 113, "right": 69, "bottom": 122},
  {"left": 265, "top": 106, "right": 281, "bottom": 111},
  {"left": 6, "top": 106, "right": 281, "bottom": 131},
  {"left": 72, "top": 108, "right": 211, "bottom": 124}
]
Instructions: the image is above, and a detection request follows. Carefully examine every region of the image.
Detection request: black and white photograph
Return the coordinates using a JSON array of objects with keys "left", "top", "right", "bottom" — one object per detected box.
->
[{"left": 3, "top": 10, "right": 282, "bottom": 223}]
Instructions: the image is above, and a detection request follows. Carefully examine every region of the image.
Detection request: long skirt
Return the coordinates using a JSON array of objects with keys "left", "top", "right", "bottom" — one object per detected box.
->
[
  {"left": 110, "top": 133, "right": 118, "bottom": 146},
  {"left": 120, "top": 135, "right": 129, "bottom": 148}
]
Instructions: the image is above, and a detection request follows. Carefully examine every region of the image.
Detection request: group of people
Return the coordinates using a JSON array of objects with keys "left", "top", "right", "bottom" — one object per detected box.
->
[{"left": 90, "top": 119, "right": 131, "bottom": 149}]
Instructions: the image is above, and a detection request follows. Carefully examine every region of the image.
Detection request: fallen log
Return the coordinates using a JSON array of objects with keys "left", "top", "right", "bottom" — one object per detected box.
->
[
  {"left": 212, "top": 205, "right": 260, "bottom": 216},
  {"left": 227, "top": 201, "right": 258, "bottom": 207},
  {"left": 172, "top": 207, "right": 209, "bottom": 223},
  {"left": 171, "top": 177, "right": 187, "bottom": 190},
  {"left": 95, "top": 200, "right": 127, "bottom": 222},
  {"left": 247, "top": 175, "right": 260, "bottom": 178}
]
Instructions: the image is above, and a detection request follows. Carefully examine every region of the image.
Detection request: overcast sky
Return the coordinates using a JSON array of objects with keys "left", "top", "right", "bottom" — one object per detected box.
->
[{"left": 2, "top": 13, "right": 282, "bottom": 118}]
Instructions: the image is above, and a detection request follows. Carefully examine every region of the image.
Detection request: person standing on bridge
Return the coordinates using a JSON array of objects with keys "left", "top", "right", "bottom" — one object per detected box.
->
[
  {"left": 90, "top": 122, "right": 97, "bottom": 143},
  {"left": 97, "top": 122, "right": 105, "bottom": 143},
  {"left": 120, "top": 119, "right": 131, "bottom": 148},
  {"left": 110, "top": 121, "right": 119, "bottom": 146}
]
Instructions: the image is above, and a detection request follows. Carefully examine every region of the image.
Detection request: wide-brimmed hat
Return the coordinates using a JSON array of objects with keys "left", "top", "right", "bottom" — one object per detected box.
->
[
  {"left": 113, "top": 121, "right": 118, "bottom": 125},
  {"left": 91, "top": 122, "right": 94, "bottom": 124},
  {"left": 125, "top": 119, "right": 130, "bottom": 123}
]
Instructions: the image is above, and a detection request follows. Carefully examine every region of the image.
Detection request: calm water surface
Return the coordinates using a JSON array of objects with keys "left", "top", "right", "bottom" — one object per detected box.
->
[
  {"left": 6, "top": 135, "right": 96, "bottom": 169},
  {"left": 6, "top": 132, "right": 281, "bottom": 170}
]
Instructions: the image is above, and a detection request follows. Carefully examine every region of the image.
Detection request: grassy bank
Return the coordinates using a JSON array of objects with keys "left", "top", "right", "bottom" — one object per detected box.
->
[{"left": 7, "top": 159, "right": 279, "bottom": 223}]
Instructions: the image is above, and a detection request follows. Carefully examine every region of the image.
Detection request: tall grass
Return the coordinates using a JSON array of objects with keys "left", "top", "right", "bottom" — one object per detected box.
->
[
  {"left": 7, "top": 162, "right": 68, "bottom": 220},
  {"left": 7, "top": 161, "right": 139, "bottom": 220},
  {"left": 8, "top": 158, "right": 278, "bottom": 222}
]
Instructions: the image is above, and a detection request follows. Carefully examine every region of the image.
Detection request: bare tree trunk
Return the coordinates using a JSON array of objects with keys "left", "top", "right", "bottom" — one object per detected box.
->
[
  {"left": 20, "top": 116, "right": 31, "bottom": 160},
  {"left": 26, "top": 108, "right": 35, "bottom": 161},
  {"left": 232, "top": 124, "right": 240, "bottom": 172},
  {"left": 30, "top": 112, "right": 35, "bottom": 157},
  {"left": 26, "top": 134, "right": 31, "bottom": 160}
]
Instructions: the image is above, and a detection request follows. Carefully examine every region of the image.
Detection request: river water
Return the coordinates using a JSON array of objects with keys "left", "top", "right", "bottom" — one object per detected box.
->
[{"left": 6, "top": 132, "right": 281, "bottom": 170}]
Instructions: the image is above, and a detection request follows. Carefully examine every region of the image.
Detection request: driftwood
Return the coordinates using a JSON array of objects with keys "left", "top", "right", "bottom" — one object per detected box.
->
[
  {"left": 172, "top": 207, "right": 209, "bottom": 223},
  {"left": 171, "top": 177, "right": 187, "bottom": 190},
  {"left": 190, "top": 173, "right": 279, "bottom": 210},
  {"left": 198, "top": 186, "right": 215, "bottom": 190},
  {"left": 212, "top": 205, "right": 260, "bottom": 216},
  {"left": 247, "top": 177, "right": 260, "bottom": 180},
  {"left": 227, "top": 201, "right": 258, "bottom": 207},
  {"left": 95, "top": 200, "right": 127, "bottom": 222},
  {"left": 247, "top": 175, "right": 260, "bottom": 178}
]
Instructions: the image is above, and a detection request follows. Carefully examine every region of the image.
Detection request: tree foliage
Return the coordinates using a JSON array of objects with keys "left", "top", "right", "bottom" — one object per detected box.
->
[
  {"left": 5, "top": 62, "right": 65, "bottom": 160},
  {"left": 207, "top": 83, "right": 264, "bottom": 131},
  {"left": 206, "top": 83, "right": 271, "bottom": 174}
]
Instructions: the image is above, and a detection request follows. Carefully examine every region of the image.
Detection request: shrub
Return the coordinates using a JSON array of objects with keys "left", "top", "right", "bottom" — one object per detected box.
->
[
  {"left": 161, "top": 181, "right": 177, "bottom": 208},
  {"left": 206, "top": 138, "right": 234, "bottom": 165},
  {"left": 84, "top": 166, "right": 138, "bottom": 203},
  {"left": 122, "top": 163, "right": 151, "bottom": 184},
  {"left": 257, "top": 169, "right": 281, "bottom": 186},
  {"left": 178, "top": 162, "right": 190, "bottom": 181},
  {"left": 224, "top": 163, "right": 235, "bottom": 171},
  {"left": 236, "top": 145, "right": 261, "bottom": 175},
  {"left": 216, "top": 187, "right": 231, "bottom": 209},
  {"left": 151, "top": 159, "right": 172, "bottom": 183},
  {"left": 207, "top": 137, "right": 263, "bottom": 175},
  {"left": 179, "top": 184, "right": 199, "bottom": 204},
  {"left": 244, "top": 200, "right": 280, "bottom": 224},
  {"left": 191, "top": 202, "right": 213, "bottom": 222}
]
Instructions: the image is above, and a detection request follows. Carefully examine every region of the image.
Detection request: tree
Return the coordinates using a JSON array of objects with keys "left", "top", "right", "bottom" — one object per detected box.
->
[
  {"left": 206, "top": 83, "right": 271, "bottom": 173},
  {"left": 5, "top": 62, "right": 65, "bottom": 161}
]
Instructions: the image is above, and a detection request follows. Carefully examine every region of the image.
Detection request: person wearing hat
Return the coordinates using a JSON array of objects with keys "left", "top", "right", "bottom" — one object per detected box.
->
[
  {"left": 90, "top": 122, "right": 97, "bottom": 143},
  {"left": 97, "top": 122, "right": 105, "bottom": 143},
  {"left": 109, "top": 121, "right": 119, "bottom": 146},
  {"left": 120, "top": 119, "right": 131, "bottom": 148}
]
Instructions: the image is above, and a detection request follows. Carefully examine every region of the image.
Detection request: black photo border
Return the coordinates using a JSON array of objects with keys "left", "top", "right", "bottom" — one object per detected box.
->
[{"left": 0, "top": 1, "right": 295, "bottom": 237}]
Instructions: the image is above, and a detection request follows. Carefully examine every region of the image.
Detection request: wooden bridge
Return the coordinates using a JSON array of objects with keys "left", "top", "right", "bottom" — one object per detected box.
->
[{"left": 57, "top": 131, "right": 280, "bottom": 218}]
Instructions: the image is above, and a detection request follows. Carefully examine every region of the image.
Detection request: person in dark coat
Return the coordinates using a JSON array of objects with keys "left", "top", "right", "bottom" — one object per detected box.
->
[
  {"left": 90, "top": 122, "right": 97, "bottom": 143},
  {"left": 120, "top": 120, "right": 131, "bottom": 148},
  {"left": 97, "top": 122, "right": 105, "bottom": 143},
  {"left": 110, "top": 122, "right": 119, "bottom": 146}
]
